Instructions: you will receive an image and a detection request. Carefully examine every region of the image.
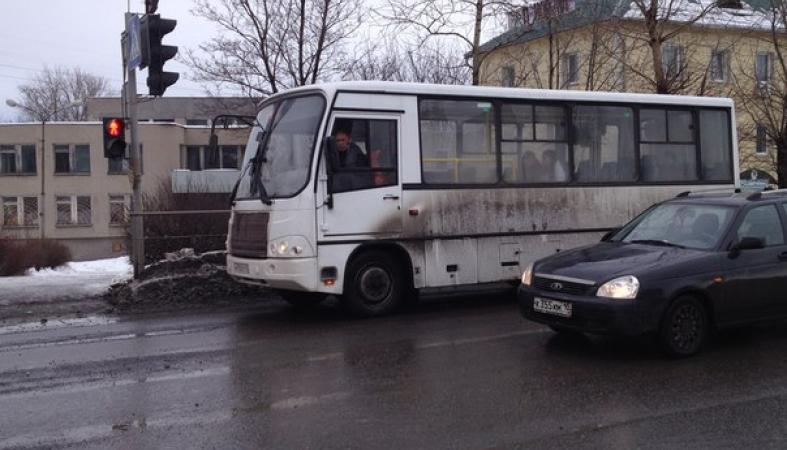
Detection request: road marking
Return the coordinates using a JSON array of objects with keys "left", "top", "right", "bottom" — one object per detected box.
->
[
  {"left": 0, "top": 366, "right": 231, "bottom": 400},
  {"left": 0, "top": 390, "right": 351, "bottom": 449},
  {"left": 0, "top": 316, "right": 117, "bottom": 336}
]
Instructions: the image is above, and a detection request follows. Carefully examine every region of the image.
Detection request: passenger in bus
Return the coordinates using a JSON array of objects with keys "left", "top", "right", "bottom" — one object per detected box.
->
[
  {"left": 334, "top": 129, "right": 370, "bottom": 169},
  {"left": 542, "top": 149, "right": 568, "bottom": 182},
  {"left": 332, "top": 128, "right": 371, "bottom": 191},
  {"left": 520, "top": 151, "right": 544, "bottom": 182}
]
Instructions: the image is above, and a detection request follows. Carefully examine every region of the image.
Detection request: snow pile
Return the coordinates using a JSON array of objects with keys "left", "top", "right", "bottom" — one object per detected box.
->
[
  {"left": 0, "top": 256, "right": 133, "bottom": 307},
  {"left": 104, "top": 249, "right": 267, "bottom": 312},
  {"left": 27, "top": 256, "right": 132, "bottom": 282}
]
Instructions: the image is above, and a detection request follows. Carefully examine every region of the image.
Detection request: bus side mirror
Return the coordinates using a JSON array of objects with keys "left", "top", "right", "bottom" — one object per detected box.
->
[
  {"left": 324, "top": 137, "right": 338, "bottom": 206},
  {"left": 324, "top": 136, "right": 339, "bottom": 175},
  {"left": 208, "top": 134, "right": 219, "bottom": 154}
]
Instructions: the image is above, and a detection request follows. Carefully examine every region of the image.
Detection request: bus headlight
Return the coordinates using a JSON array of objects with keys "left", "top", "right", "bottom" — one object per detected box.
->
[
  {"left": 521, "top": 263, "right": 534, "bottom": 286},
  {"left": 268, "top": 237, "right": 311, "bottom": 257},
  {"left": 597, "top": 276, "right": 639, "bottom": 299}
]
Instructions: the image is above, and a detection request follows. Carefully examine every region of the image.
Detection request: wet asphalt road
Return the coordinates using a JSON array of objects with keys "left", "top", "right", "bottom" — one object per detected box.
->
[{"left": 3, "top": 296, "right": 787, "bottom": 449}]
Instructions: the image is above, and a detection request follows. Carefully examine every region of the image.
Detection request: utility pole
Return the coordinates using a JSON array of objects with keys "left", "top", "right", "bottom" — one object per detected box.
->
[{"left": 124, "top": 12, "right": 145, "bottom": 278}]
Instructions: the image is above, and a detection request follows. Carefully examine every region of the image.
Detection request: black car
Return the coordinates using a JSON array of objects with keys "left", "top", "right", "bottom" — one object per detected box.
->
[{"left": 519, "top": 189, "right": 787, "bottom": 356}]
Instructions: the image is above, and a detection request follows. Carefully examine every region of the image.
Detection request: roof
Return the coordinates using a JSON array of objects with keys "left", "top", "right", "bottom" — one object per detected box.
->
[
  {"left": 669, "top": 189, "right": 787, "bottom": 205},
  {"left": 480, "top": 0, "right": 776, "bottom": 54},
  {"left": 276, "top": 80, "right": 734, "bottom": 108}
]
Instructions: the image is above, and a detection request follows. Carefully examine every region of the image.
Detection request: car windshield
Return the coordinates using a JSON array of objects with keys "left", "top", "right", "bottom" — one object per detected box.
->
[
  {"left": 237, "top": 94, "right": 325, "bottom": 200},
  {"left": 614, "top": 203, "right": 736, "bottom": 250}
]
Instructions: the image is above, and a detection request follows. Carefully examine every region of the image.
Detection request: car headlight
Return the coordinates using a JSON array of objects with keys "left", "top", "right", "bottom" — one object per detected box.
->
[
  {"left": 597, "top": 275, "right": 639, "bottom": 299},
  {"left": 521, "top": 263, "right": 534, "bottom": 286}
]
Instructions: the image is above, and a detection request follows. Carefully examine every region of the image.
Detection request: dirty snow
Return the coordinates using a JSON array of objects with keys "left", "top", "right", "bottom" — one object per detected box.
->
[{"left": 0, "top": 257, "right": 132, "bottom": 307}]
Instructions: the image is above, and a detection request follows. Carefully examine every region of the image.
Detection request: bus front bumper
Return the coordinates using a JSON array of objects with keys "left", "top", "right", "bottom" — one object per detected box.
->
[{"left": 227, "top": 254, "right": 317, "bottom": 292}]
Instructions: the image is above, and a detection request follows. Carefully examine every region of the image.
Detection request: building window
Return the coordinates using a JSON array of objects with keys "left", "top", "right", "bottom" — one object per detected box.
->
[
  {"left": 56, "top": 195, "right": 91, "bottom": 226},
  {"left": 502, "top": 66, "right": 515, "bottom": 87},
  {"left": 182, "top": 145, "right": 242, "bottom": 170},
  {"left": 710, "top": 50, "right": 727, "bottom": 82},
  {"left": 186, "top": 119, "right": 209, "bottom": 126},
  {"left": 109, "top": 194, "right": 130, "bottom": 226},
  {"left": 662, "top": 45, "right": 683, "bottom": 79},
  {"left": 2, "top": 196, "right": 38, "bottom": 227},
  {"left": 561, "top": 53, "right": 579, "bottom": 86},
  {"left": 0, "top": 144, "right": 36, "bottom": 175},
  {"left": 756, "top": 125, "right": 769, "bottom": 155},
  {"left": 756, "top": 52, "right": 773, "bottom": 84},
  {"left": 54, "top": 144, "right": 90, "bottom": 174}
]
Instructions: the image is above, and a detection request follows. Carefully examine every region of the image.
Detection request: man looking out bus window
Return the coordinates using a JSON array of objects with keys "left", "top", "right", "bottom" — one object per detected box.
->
[
  {"left": 331, "top": 126, "right": 371, "bottom": 192},
  {"left": 334, "top": 129, "right": 370, "bottom": 170}
]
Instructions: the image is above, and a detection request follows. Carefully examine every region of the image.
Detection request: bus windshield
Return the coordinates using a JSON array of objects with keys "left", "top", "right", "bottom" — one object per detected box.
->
[{"left": 237, "top": 94, "right": 325, "bottom": 200}]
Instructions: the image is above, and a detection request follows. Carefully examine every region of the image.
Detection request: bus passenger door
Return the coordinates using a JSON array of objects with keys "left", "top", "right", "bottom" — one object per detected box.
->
[{"left": 320, "top": 114, "right": 402, "bottom": 237}]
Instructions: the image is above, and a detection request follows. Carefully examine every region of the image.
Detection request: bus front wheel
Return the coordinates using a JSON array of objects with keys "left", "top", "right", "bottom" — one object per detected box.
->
[{"left": 342, "top": 250, "right": 405, "bottom": 317}]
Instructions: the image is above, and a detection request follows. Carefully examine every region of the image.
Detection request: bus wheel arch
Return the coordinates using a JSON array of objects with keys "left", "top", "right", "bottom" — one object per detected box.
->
[{"left": 341, "top": 244, "right": 414, "bottom": 317}]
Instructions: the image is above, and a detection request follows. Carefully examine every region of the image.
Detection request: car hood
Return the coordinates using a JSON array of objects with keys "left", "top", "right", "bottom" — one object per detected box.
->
[{"left": 534, "top": 242, "right": 707, "bottom": 284}]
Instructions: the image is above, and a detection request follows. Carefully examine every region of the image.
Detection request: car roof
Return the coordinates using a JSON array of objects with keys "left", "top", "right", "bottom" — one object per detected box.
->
[{"left": 665, "top": 190, "right": 787, "bottom": 207}]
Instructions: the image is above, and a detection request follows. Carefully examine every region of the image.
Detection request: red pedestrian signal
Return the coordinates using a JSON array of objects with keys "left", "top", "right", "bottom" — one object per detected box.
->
[{"left": 102, "top": 118, "right": 127, "bottom": 158}]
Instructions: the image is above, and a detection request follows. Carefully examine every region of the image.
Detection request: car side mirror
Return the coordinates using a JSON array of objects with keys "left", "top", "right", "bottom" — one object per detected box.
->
[
  {"left": 601, "top": 228, "right": 620, "bottom": 242},
  {"left": 730, "top": 236, "right": 765, "bottom": 256}
]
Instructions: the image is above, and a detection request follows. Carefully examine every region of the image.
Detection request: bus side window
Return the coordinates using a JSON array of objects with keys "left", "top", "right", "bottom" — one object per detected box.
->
[{"left": 330, "top": 118, "right": 398, "bottom": 193}]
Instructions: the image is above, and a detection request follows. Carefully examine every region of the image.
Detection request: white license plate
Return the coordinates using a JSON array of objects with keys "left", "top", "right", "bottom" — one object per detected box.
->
[
  {"left": 533, "top": 297, "right": 572, "bottom": 318},
  {"left": 233, "top": 262, "right": 250, "bottom": 275}
]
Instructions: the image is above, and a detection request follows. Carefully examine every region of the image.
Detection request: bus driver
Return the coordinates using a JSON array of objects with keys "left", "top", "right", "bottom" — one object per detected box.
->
[{"left": 331, "top": 126, "right": 372, "bottom": 191}]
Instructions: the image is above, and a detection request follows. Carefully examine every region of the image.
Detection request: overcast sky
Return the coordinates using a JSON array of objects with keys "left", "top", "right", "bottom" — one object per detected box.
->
[{"left": 0, "top": 0, "right": 219, "bottom": 120}]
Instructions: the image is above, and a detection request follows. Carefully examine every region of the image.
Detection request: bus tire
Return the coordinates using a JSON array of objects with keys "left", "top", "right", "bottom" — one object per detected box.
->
[
  {"left": 279, "top": 290, "right": 326, "bottom": 309},
  {"left": 341, "top": 250, "right": 405, "bottom": 317}
]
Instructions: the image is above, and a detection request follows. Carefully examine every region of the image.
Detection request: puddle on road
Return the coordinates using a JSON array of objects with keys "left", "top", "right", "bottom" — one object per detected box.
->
[{"left": 0, "top": 315, "right": 117, "bottom": 335}]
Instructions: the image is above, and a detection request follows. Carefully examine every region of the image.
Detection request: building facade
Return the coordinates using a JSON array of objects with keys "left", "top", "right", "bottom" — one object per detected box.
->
[
  {"left": 478, "top": 0, "right": 780, "bottom": 182},
  {"left": 0, "top": 97, "right": 255, "bottom": 260}
]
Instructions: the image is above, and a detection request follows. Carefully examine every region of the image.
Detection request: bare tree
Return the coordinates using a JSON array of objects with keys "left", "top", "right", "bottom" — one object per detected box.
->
[
  {"left": 185, "top": 0, "right": 362, "bottom": 97},
  {"left": 609, "top": 0, "right": 718, "bottom": 94},
  {"left": 379, "top": 0, "right": 515, "bottom": 85},
  {"left": 342, "top": 39, "right": 471, "bottom": 84},
  {"left": 732, "top": 0, "right": 787, "bottom": 186},
  {"left": 15, "top": 67, "right": 112, "bottom": 121}
]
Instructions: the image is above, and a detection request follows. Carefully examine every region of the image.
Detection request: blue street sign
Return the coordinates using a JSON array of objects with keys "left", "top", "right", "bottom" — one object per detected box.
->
[{"left": 128, "top": 15, "right": 142, "bottom": 70}]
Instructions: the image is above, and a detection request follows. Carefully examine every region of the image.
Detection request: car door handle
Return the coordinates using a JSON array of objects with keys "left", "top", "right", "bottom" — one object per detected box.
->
[
  {"left": 383, "top": 194, "right": 399, "bottom": 201},
  {"left": 779, "top": 251, "right": 787, "bottom": 262}
]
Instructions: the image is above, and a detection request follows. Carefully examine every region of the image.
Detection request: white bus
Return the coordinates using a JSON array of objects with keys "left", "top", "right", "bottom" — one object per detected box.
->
[{"left": 222, "top": 81, "right": 738, "bottom": 316}]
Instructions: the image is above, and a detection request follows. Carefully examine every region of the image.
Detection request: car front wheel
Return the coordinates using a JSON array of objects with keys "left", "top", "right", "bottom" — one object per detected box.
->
[{"left": 658, "top": 295, "right": 708, "bottom": 357}]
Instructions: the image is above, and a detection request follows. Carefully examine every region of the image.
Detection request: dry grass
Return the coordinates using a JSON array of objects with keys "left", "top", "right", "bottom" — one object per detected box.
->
[{"left": 0, "top": 237, "right": 72, "bottom": 276}]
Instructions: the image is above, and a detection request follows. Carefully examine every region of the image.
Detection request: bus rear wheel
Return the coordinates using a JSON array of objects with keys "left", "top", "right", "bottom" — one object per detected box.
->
[{"left": 341, "top": 250, "right": 405, "bottom": 317}]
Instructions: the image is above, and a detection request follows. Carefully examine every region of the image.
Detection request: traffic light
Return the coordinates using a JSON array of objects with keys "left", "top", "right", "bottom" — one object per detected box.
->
[
  {"left": 140, "top": 14, "right": 179, "bottom": 96},
  {"left": 102, "top": 118, "right": 127, "bottom": 159}
]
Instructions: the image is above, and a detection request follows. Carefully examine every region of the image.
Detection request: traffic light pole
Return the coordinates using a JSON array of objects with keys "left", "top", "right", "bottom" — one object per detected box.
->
[{"left": 125, "top": 12, "right": 145, "bottom": 279}]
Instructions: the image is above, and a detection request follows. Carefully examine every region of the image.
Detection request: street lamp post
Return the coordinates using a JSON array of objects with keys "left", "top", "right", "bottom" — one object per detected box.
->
[{"left": 5, "top": 99, "right": 83, "bottom": 239}]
